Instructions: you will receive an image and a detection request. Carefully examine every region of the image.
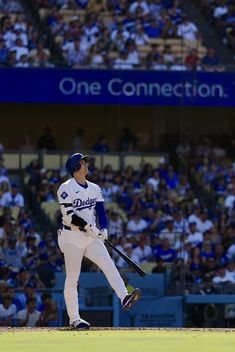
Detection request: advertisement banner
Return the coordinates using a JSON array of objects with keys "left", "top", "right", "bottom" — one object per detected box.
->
[
  {"left": 0, "top": 68, "right": 234, "bottom": 106},
  {"left": 119, "top": 297, "right": 183, "bottom": 327}
]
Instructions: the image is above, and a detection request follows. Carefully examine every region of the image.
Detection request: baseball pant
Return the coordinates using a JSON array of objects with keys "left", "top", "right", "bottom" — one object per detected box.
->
[{"left": 58, "top": 229, "right": 128, "bottom": 324}]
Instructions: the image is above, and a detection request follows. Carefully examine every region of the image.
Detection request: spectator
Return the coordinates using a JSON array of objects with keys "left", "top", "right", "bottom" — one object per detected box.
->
[
  {"left": 0, "top": 293, "right": 17, "bottom": 327},
  {"left": 159, "top": 217, "right": 180, "bottom": 249},
  {"left": 177, "top": 15, "right": 198, "bottom": 41},
  {"left": 197, "top": 209, "right": 213, "bottom": 234},
  {"left": 126, "top": 212, "right": 148, "bottom": 235},
  {"left": 67, "top": 39, "right": 87, "bottom": 67},
  {"left": 212, "top": 265, "right": 233, "bottom": 284},
  {"left": 0, "top": 183, "right": 24, "bottom": 208},
  {"left": 185, "top": 222, "right": 203, "bottom": 248},
  {"left": 108, "top": 211, "right": 124, "bottom": 237},
  {"left": 201, "top": 48, "right": 223, "bottom": 72},
  {"left": 36, "top": 253, "right": 56, "bottom": 288},
  {"left": 185, "top": 48, "right": 200, "bottom": 71},
  {"left": 37, "top": 126, "right": 57, "bottom": 150},
  {"left": 113, "top": 50, "right": 134, "bottom": 70},
  {"left": 132, "top": 238, "right": 153, "bottom": 264},
  {"left": 38, "top": 293, "right": 58, "bottom": 327},
  {"left": 92, "top": 135, "right": 110, "bottom": 153},
  {"left": 17, "top": 297, "right": 41, "bottom": 327},
  {"left": 16, "top": 281, "right": 41, "bottom": 310},
  {"left": 153, "top": 238, "right": 177, "bottom": 263}
]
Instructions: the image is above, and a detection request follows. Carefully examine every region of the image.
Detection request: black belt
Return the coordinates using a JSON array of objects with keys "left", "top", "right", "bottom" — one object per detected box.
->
[{"left": 63, "top": 225, "right": 72, "bottom": 231}]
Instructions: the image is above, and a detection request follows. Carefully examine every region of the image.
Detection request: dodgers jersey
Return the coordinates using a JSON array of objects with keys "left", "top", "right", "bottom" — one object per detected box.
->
[{"left": 57, "top": 178, "right": 104, "bottom": 229}]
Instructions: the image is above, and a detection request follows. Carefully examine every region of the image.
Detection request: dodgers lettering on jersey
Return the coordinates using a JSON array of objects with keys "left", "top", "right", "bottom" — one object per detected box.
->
[
  {"left": 57, "top": 178, "right": 104, "bottom": 228},
  {"left": 73, "top": 197, "right": 96, "bottom": 211}
]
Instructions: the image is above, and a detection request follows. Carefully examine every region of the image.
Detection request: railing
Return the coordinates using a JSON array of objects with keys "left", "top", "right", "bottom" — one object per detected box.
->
[{"left": 2, "top": 150, "right": 168, "bottom": 171}]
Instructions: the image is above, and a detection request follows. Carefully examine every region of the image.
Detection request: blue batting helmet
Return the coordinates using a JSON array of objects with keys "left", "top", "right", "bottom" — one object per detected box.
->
[{"left": 66, "top": 153, "right": 88, "bottom": 175}]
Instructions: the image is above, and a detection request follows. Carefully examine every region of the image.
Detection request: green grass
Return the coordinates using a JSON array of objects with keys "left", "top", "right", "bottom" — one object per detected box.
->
[{"left": 0, "top": 329, "right": 235, "bottom": 352}]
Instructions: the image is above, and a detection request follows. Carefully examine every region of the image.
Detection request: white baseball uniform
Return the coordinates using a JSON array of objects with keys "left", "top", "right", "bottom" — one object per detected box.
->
[{"left": 57, "top": 178, "right": 128, "bottom": 325}]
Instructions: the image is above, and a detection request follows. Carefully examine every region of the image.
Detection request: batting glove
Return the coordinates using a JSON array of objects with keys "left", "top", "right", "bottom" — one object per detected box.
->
[{"left": 98, "top": 229, "right": 108, "bottom": 242}]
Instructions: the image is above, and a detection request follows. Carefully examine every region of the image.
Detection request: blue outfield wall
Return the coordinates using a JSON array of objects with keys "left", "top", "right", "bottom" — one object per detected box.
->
[{"left": 0, "top": 67, "right": 235, "bottom": 106}]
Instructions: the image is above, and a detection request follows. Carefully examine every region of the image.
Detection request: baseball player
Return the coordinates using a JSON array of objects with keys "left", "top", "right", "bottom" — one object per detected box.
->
[{"left": 57, "top": 153, "right": 141, "bottom": 329}]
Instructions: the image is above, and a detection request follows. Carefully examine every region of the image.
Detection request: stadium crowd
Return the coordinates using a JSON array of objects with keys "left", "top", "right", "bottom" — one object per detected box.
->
[
  {"left": 198, "top": 0, "right": 235, "bottom": 55},
  {"left": 1, "top": 129, "right": 235, "bottom": 326},
  {"left": 0, "top": 0, "right": 53, "bottom": 67},
  {"left": 0, "top": 0, "right": 224, "bottom": 70}
]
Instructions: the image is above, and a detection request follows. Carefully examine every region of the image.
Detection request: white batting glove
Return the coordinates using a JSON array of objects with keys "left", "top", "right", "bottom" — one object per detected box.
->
[
  {"left": 98, "top": 229, "right": 108, "bottom": 242},
  {"left": 84, "top": 224, "right": 100, "bottom": 238}
]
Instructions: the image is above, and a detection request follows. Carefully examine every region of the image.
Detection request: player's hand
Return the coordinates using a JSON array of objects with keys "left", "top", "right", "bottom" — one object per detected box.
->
[{"left": 98, "top": 229, "right": 108, "bottom": 242}]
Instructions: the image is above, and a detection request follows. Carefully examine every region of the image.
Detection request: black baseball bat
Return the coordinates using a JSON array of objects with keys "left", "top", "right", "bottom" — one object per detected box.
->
[{"left": 105, "top": 239, "right": 146, "bottom": 277}]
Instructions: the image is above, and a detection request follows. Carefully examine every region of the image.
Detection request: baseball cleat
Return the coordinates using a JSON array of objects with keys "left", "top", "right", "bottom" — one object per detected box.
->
[
  {"left": 122, "top": 288, "right": 141, "bottom": 310},
  {"left": 70, "top": 318, "right": 90, "bottom": 330}
]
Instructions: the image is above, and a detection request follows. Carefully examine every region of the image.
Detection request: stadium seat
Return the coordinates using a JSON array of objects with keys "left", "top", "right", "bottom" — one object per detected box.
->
[
  {"left": 165, "top": 38, "right": 183, "bottom": 46},
  {"left": 21, "top": 153, "right": 38, "bottom": 168},
  {"left": 90, "top": 154, "right": 102, "bottom": 169},
  {"left": 123, "top": 156, "right": 142, "bottom": 171},
  {"left": 148, "top": 38, "right": 165, "bottom": 46},
  {"left": 3, "top": 153, "right": 20, "bottom": 170},
  {"left": 43, "top": 154, "right": 61, "bottom": 169},
  {"left": 102, "top": 155, "right": 120, "bottom": 171},
  {"left": 41, "top": 201, "right": 58, "bottom": 222}
]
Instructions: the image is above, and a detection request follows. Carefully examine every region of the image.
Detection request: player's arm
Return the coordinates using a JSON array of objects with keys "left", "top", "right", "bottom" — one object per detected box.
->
[{"left": 95, "top": 186, "right": 108, "bottom": 241}]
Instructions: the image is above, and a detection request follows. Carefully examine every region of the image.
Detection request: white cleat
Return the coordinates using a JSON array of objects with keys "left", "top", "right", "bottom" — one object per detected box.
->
[{"left": 70, "top": 318, "right": 90, "bottom": 330}]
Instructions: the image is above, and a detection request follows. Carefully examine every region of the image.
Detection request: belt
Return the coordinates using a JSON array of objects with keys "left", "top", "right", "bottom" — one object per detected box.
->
[{"left": 63, "top": 225, "right": 72, "bottom": 231}]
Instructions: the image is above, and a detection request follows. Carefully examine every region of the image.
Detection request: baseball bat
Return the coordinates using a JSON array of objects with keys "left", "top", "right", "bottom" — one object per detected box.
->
[{"left": 105, "top": 239, "right": 146, "bottom": 277}]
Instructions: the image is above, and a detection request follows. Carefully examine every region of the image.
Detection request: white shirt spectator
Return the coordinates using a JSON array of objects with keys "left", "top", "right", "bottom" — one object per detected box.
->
[
  {"left": 127, "top": 50, "right": 140, "bottom": 65},
  {"left": 197, "top": 219, "right": 213, "bottom": 234},
  {"left": 227, "top": 244, "right": 235, "bottom": 260},
  {"left": 4, "top": 0, "right": 22, "bottom": 13},
  {"left": 12, "top": 45, "right": 29, "bottom": 61},
  {"left": 0, "top": 175, "right": 10, "bottom": 185},
  {"left": 111, "top": 28, "right": 129, "bottom": 42},
  {"left": 0, "top": 191, "right": 24, "bottom": 207},
  {"left": 177, "top": 21, "right": 198, "bottom": 41},
  {"left": 147, "top": 178, "right": 159, "bottom": 192},
  {"left": 101, "top": 184, "right": 113, "bottom": 203},
  {"left": 213, "top": 271, "right": 233, "bottom": 284},
  {"left": 213, "top": 5, "right": 228, "bottom": 18},
  {"left": 187, "top": 214, "right": 200, "bottom": 229},
  {"left": 131, "top": 31, "right": 149, "bottom": 46},
  {"left": 225, "top": 270, "right": 235, "bottom": 283},
  {"left": 152, "top": 63, "right": 167, "bottom": 70},
  {"left": 174, "top": 218, "right": 188, "bottom": 234},
  {"left": 90, "top": 53, "right": 104, "bottom": 68},
  {"left": 15, "top": 32, "right": 28, "bottom": 47},
  {"left": 127, "top": 218, "right": 148, "bottom": 234},
  {"left": 113, "top": 57, "right": 133, "bottom": 70},
  {"left": 17, "top": 309, "right": 40, "bottom": 327},
  {"left": 3, "top": 30, "right": 17, "bottom": 48},
  {"left": 132, "top": 244, "right": 152, "bottom": 264},
  {"left": 159, "top": 228, "right": 179, "bottom": 248},
  {"left": 171, "top": 63, "right": 187, "bottom": 71},
  {"left": 116, "top": 243, "right": 139, "bottom": 267},
  {"left": 0, "top": 303, "right": 17, "bottom": 321},
  {"left": 108, "top": 218, "right": 123, "bottom": 237},
  {"left": 224, "top": 193, "right": 235, "bottom": 211},
  {"left": 185, "top": 231, "right": 203, "bottom": 248},
  {"left": 129, "top": 1, "right": 149, "bottom": 16}
]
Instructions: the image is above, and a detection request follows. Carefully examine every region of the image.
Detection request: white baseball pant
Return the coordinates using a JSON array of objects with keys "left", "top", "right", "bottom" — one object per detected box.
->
[{"left": 58, "top": 229, "right": 128, "bottom": 324}]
